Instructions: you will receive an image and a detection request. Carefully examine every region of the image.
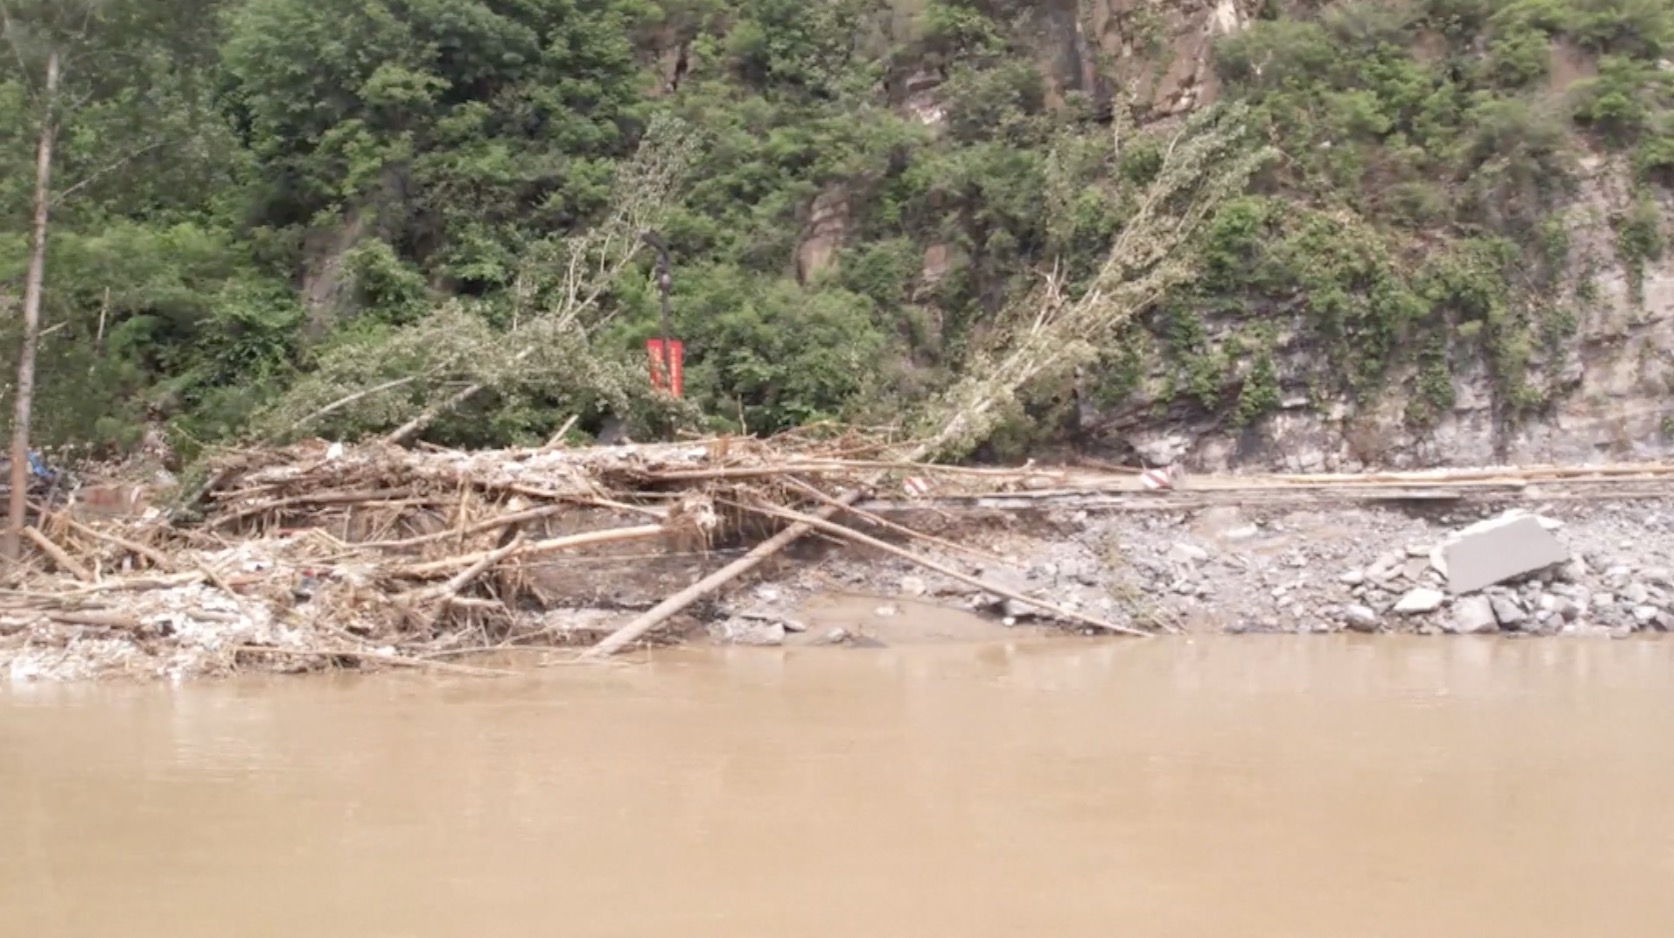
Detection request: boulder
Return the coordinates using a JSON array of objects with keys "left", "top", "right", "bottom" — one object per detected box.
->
[
  {"left": 1394, "top": 588, "right": 1446, "bottom": 614},
  {"left": 1489, "top": 594, "right": 1527, "bottom": 627},
  {"left": 1342, "top": 604, "right": 1379, "bottom": 633},
  {"left": 1442, "top": 514, "right": 1569, "bottom": 594},
  {"left": 1446, "top": 596, "right": 1499, "bottom": 634}
]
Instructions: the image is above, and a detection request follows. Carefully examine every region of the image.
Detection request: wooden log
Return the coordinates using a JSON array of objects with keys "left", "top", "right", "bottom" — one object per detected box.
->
[
  {"left": 732, "top": 499, "right": 1150, "bottom": 638},
  {"left": 415, "top": 532, "right": 525, "bottom": 604},
  {"left": 582, "top": 491, "right": 866, "bottom": 659},
  {"left": 395, "top": 524, "right": 664, "bottom": 578},
  {"left": 234, "top": 644, "right": 515, "bottom": 677},
  {"left": 62, "top": 517, "right": 177, "bottom": 570},
  {"left": 22, "top": 526, "right": 93, "bottom": 582}
]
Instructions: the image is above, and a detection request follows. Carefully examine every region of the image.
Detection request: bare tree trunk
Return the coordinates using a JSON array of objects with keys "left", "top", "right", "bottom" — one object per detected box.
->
[{"left": 5, "top": 49, "right": 60, "bottom": 564}]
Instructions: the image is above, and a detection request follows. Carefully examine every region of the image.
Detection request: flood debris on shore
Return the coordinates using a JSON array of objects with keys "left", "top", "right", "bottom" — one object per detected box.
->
[
  {"left": 0, "top": 434, "right": 1155, "bottom": 681},
  {"left": 6, "top": 436, "right": 1673, "bottom": 682}
]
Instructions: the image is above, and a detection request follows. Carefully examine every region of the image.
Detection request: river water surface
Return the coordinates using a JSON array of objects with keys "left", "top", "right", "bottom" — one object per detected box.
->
[{"left": 3, "top": 636, "right": 1673, "bottom": 937}]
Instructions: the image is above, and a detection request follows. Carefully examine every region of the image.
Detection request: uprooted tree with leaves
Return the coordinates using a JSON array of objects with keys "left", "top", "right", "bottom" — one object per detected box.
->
[
  {"left": 913, "top": 101, "right": 1275, "bottom": 460},
  {"left": 246, "top": 113, "right": 703, "bottom": 447}
]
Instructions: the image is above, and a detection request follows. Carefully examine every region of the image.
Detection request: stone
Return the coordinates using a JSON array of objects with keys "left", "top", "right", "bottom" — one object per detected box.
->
[
  {"left": 1633, "top": 606, "right": 1661, "bottom": 626},
  {"left": 817, "top": 627, "right": 851, "bottom": 646},
  {"left": 874, "top": 603, "right": 900, "bottom": 617},
  {"left": 1640, "top": 566, "right": 1674, "bottom": 588},
  {"left": 712, "top": 617, "right": 785, "bottom": 646},
  {"left": 1401, "top": 558, "right": 1430, "bottom": 582},
  {"left": 1169, "top": 542, "right": 1211, "bottom": 564},
  {"left": 1342, "top": 604, "right": 1379, "bottom": 633},
  {"left": 1446, "top": 596, "right": 1499, "bottom": 634},
  {"left": 1406, "top": 544, "right": 1433, "bottom": 558},
  {"left": 898, "top": 576, "right": 928, "bottom": 597},
  {"left": 1442, "top": 514, "right": 1570, "bottom": 595},
  {"left": 1394, "top": 588, "right": 1447, "bottom": 614},
  {"left": 1428, "top": 546, "right": 1450, "bottom": 578},
  {"left": 1339, "top": 570, "right": 1366, "bottom": 586},
  {"left": 1489, "top": 595, "right": 1527, "bottom": 627},
  {"left": 1368, "top": 550, "right": 1404, "bottom": 575},
  {"left": 1622, "top": 582, "right": 1650, "bottom": 605},
  {"left": 1555, "top": 558, "right": 1588, "bottom": 583}
]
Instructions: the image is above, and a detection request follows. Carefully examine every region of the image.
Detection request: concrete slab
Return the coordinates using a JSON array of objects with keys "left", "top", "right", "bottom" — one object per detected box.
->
[{"left": 1442, "top": 514, "right": 1569, "bottom": 595}]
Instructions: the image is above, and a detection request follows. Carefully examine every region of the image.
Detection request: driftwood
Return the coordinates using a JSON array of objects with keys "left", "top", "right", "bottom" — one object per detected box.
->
[
  {"left": 23, "top": 526, "right": 92, "bottom": 582},
  {"left": 583, "top": 492, "right": 865, "bottom": 658},
  {"left": 6, "top": 432, "right": 1171, "bottom": 676},
  {"left": 396, "top": 524, "right": 663, "bottom": 577},
  {"left": 730, "top": 499, "right": 1148, "bottom": 638},
  {"left": 235, "top": 644, "right": 515, "bottom": 678}
]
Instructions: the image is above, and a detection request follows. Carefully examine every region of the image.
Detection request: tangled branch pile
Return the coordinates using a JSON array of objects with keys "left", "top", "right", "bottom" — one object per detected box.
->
[{"left": 0, "top": 432, "right": 1145, "bottom": 680}]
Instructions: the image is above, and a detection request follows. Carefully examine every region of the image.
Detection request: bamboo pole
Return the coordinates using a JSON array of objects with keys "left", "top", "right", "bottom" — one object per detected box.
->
[
  {"left": 730, "top": 499, "right": 1149, "bottom": 638},
  {"left": 582, "top": 491, "right": 865, "bottom": 658},
  {"left": 395, "top": 524, "right": 663, "bottom": 577},
  {"left": 22, "top": 526, "right": 91, "bottom": 582}
]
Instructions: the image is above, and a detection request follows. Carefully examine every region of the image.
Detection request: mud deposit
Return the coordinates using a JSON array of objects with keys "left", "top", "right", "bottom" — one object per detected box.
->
[{"left": 5, "top": 637, "right": 1674, "bottom": 936}]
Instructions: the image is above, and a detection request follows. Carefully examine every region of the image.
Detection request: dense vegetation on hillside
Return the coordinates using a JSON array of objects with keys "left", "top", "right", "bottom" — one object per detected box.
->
[{"left": 1, "top": 0, "right": 1670, "bottom": 464}]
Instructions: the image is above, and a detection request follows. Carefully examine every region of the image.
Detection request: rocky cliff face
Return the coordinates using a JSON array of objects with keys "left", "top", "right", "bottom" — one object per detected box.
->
[
  {"left": 1111, "top": 175, "right": 1674, "bottom": 472},
  {"left": 870, "top": 0, "right": 1674, "bottom": 471}
]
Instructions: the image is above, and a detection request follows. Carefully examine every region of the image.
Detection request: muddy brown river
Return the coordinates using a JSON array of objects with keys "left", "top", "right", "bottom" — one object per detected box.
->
[{"left": 3, "top": 636, "right": 1673, "bottom": 936}]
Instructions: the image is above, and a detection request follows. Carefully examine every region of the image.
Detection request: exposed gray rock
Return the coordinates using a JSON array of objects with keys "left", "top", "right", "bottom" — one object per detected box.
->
[
  {"left": 1170, "top": 542, "right": 1211, "bottom": 565},
  {"left": 1342, "top": 604, "right": 1379, "bottom": 632},
  {"left": 1394, "top": 588, "right": 1447, "bottom": 614},
  {"left": 1442, "top": 514, "right": 1569, "bottom": 594},
  {"left": 1490, "top": 594, "right": 1527, "bottom": 627},
  {"left": 712, "top": 617, "right": 786, "bottom": 646},
  {"left": 1446, "top": 596, "right": 1499, "bottom": 634}
]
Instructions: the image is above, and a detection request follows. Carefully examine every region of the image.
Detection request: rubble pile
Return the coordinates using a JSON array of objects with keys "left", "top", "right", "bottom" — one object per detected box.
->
[
  {"left": 863, "top": 501, "right": 1674, "bottom": 640},
  {"left": 0, "top": 435, "right": 1129, "bottom": 680}
]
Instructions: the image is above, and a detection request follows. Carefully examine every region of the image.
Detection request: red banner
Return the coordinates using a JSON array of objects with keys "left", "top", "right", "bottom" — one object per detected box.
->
[{"left": 646, "top": 339, "right": 684, "bottom": 398}]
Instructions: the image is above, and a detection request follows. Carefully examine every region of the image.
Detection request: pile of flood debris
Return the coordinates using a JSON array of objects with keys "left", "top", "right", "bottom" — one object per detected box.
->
[{"left": 0, "top": 435, "right": 1146, "bottom": 680}]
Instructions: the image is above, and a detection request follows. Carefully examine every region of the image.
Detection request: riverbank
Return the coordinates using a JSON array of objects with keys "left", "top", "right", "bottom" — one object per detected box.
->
[
  {"left": 0, "top": 495, "right": 1667, "bottom": 676},
  {"left": 4, "top": 450, "right": 1671, "bottom": 681}
]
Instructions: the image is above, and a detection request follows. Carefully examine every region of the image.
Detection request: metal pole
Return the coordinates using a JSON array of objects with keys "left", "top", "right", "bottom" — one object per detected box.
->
[
  {"left": 641, "top": 231, "right": 674, "bottom": 441},
  {"left": 641, "top": 231, "right": 672, "bottom": 391}
]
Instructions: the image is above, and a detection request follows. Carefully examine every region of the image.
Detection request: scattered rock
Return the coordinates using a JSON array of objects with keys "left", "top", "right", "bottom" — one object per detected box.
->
[
  {"left": 898, "top": 576, "right": 928, "bottom": 597},
  {"left": 711, "top": 617, "right": 786, "bottom": 646},
  {"left": 1169, "top": 542, "right": 1211, "bottom": 565},
  {"left": 1342, "top": 604, "right": 1379, "bottom": 632},
  {"left": 1446, "top": 596, "right": 1499, "bottom": 635},
  {"left": 1394, "top": 588, "right": 1446, "bottom": 614},
  {"left": 1339, "top": 570, "right": 1365, "bottom": 586},
  {"left": 1489, "top": 595, "right": 1526, "bottom": 628}
]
